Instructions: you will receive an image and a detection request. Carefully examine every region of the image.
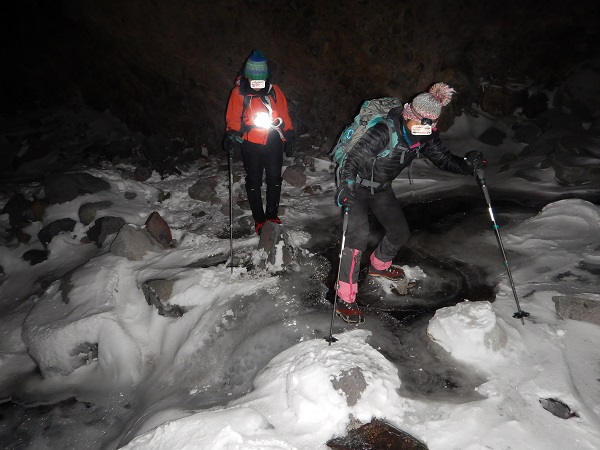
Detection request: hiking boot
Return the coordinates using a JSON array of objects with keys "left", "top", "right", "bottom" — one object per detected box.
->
[
  {"left": 335, "top": 299, "right": 365, "bottom": 324},
  {"left": 255, "top": 221, "right": 266, "bottom": 235},
  {"left": 267, "top": 217, "right": 282, "bottom": 225},
  {"left": 368, "top": 264, "right": 405, "bottom": 281}
]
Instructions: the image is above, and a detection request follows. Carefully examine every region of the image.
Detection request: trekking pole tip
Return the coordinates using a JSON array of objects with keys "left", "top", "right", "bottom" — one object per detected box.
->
[
  {"left": 324, "top": 335, "right": 338, "bottom": 345},
  {"left": 513, "top": 310, "right": 530, "bottom": 325}
]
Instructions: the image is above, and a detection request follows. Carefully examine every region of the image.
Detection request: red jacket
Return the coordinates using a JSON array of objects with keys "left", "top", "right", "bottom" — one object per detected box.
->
[{"left": 225, "top": 79, "right": 293, "bottom": 145}]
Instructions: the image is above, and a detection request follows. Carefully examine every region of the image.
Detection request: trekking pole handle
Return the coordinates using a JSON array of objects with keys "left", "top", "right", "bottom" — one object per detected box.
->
[{"left": 475, "top": 168, "right": 486, "bottom": 186}]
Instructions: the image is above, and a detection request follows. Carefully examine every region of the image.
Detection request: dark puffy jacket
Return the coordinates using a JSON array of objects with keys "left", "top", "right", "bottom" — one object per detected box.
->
[{"left": 340, "top": 111, "right": 471, "bottom": 190}]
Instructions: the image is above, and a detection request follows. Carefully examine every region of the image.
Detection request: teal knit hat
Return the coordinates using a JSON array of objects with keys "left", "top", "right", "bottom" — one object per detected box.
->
[{"left": 244, "top": 50, "right": 269, "bottom": 81}]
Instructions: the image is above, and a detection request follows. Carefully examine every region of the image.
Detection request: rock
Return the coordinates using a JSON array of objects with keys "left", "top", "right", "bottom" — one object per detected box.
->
[
  {"left": 282, "top": 164, "right": 307, "bottom": 187},
  {"left": 553, "top": 57, "right": 600, "bottom": 120},
  {"left": 477, "top": 126, "right": 507, "bottom": 146},
  {"left": 330, "top": 367, "right": 367, "bottom": 407},
  {"left": 145, "top": 211, "right": 174, "bottom": 248},
  {"left": 109, "top": 224, "right": 163, "bottom": 260},
  {"left": 22, "top": 290, "right": 141, "bottom": 379},
  {"left": 327, "top": 419, "right": 429, "bottom": 450},
  {"left": 22, "top": 249, "right": 50, "bottom": 265},
  {"left": 188, "top": 176, "right": 219, "bottom": 202},
  {"left": 536, "top": 108, "right": 584, "bottom": 132},
  {"left": 522, "top": 91, "right": 549, "bottom": 119},
  {"left": 43, "top": 172, "right": 111, "bottom": 204},
  {"left": 78, "top": 200, "right": 113, "bottom": 225},
  {"left": 134, "top": 166, "right": 152, "bottom": 182},
  {"left": 257, "top": 221, "right": 297, "bottom": 270},
  {"left": 520, "top": 129, "right": 575, "bottom": 158},
  {"left": 542, "top": 135, "right": 600, "bottom": 186},
  {"left": 512, "top": 120, "right": 543, "bottom": 144},
  {"left": 141, "top": 279, "right": 184, "bottom": 318},
  {"left": 38, "top": 218, "right": 77, "bottom": 248},
  {"left": 86, "top": 216, "right": 126, "bottom": 246},
  {"left": 1, "top": 193, "right": 46, "bottom": 227},
  {"left": 477, "top": 82, "right": 527, "bottom": 117},
  {"left": 553, "top": 295, "right": 600, "bottom": 326},
  {"left": 539, "top": 398, "right": 578, "bottom": 419}
]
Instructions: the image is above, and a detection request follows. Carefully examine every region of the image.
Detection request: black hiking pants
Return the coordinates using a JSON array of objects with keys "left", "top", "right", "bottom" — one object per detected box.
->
[
  {"left": 346, "top": 185, "right": 410, "bottom": 257},
  {"left": 337, "top": 186, "right": 410, "bottom": 302},
  {"left": 240, "top": 131, "right": 284, "bottom": 223}
]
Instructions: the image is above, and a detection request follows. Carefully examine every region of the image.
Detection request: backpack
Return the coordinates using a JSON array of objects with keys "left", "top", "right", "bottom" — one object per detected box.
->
[{"left": 330, "top": 97, "right": 403, "bottom": 185}]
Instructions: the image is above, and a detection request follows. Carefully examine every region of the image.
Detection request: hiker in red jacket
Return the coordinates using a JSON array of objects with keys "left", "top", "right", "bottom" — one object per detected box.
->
[
  {"left": 334, "top": 83, "right": 486, "bottom": 323},
  {"left": 224, "top": 50, "right": 296, "bottom": 235}
]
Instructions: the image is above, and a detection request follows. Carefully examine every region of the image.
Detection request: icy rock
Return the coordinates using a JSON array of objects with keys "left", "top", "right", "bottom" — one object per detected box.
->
[
  {"left": 257, "top": 221, "right": 297, "bottom": 270},
  {"left": 78, "top": 200, "right": 113, "bottom": 225},
  {"left": 38, "top": 218, "right": 77, "bottom": 248},
  {"left": 86, "top": 216, "right": 125, "bottom": 246},
  {"left": 553, "top": 295, "right": 600, "bottom": 326},
  {"left": 110, "top": 224, "right": 163, "bottom": 261},
  {"left": 22, "top": 284, "right": 141, "bottom": 378},
  {"left": 427, "top": 300, "right": 507, "bottom": 365},
  {"left": 188, "top": 176, "right": 219, "bottom": 203},
  {"left": 327, "top": 419, "right": 428, "bottom": 450},
  {"left": 144, "top": 211, "right": 174, "bottom": 248},
  {"left": 141, "top": 279, "right": 184, "bottom": 318},
  {"left": 330, "top": 367, "right": 367, "bottom": 406}
]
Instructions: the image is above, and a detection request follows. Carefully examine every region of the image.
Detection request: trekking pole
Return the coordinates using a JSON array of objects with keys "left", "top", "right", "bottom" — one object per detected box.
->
[
  {"left": 228, "top": 148, "right": 235, "bottom": 273},
  {"left": 325, "top": 207, "right": 349, "bottom": 344},
  {"left": 476, "top": 168, "right": 529, "bottom": 325}
]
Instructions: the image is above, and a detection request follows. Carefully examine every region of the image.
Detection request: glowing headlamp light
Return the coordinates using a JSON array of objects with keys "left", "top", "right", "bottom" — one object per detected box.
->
[
  {"left": 253, "top": 112, "right": 283, "bottom": 130},
  {"left": 253, "top": 112, "right": 272, "bottom": 129}
]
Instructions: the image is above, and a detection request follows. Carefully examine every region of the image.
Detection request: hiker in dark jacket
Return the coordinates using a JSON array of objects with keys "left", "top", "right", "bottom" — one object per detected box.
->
[
  {"left": 334, "top": 82, "right": 486, "bottom": 323},
  {"left": 224, "top": 50, "right": 296, "bottom": 235}
]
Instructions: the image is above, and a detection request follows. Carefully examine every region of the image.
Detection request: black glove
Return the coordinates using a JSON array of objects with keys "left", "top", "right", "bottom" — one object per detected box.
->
[
  {"left": 464, "top": 151, "right": 487, "bottom": 174},
  {"left": 223, "top": 130, "right": 243, "bottom": 153},
  {"left": 284, "top": 129, "right": 298, "bottom": 157},
  {"left": 335, "top": 181, "right": 356, "bottom": 208}
]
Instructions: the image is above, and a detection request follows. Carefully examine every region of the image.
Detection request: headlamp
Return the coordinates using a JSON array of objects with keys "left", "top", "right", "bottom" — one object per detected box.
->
[
  {"left": 253, "top": 112, "right": 272, "bottom": 129},
  {"left": 412, "top": 107, "right": 434, "bottom": 126}
]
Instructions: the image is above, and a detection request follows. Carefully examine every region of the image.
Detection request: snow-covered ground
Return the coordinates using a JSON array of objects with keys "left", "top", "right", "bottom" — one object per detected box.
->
[{"left": 1, "top": 109, "right": 600, "bottom": 449}]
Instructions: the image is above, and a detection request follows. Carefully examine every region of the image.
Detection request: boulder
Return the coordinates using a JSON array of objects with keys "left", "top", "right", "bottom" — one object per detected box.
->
[
  {"left": 327, "top": 419, "right": 428, "bottom": 450},
  {"left": 38, "top": 218, "right": 77, "bottom": 248},
  {"left": 78, "top": 200, "right": 113, "bottom": 225},
  {"left": 141, "top": 279, "right": 184, "bottom": 318},
  {"left": 86, "top": 216, "right": 126, "bottom": 246},
  {"left": 145, "top": 211, "right": 174, "bottom": 248},
  {"left": 43, "top": 172, "right": 111, "bottom": 204},
  {"left": 109, "top": 225, "right": 163, "bottom": 261},
  {"left": 553, "top": 295, "right": 600, "bottom": 326},
  {"left": 282, "top": 164, "right": 307, "bottom": 188}
]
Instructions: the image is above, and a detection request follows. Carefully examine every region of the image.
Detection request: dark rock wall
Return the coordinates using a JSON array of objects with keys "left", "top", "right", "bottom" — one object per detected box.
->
[{"left": 3, "top": 0, "right": 599, "bottom": 152}]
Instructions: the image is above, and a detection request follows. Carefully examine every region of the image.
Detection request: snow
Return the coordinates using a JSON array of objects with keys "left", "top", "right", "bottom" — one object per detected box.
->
[{"left": 2, "top": 110, "right": 600, "bottom": 450}]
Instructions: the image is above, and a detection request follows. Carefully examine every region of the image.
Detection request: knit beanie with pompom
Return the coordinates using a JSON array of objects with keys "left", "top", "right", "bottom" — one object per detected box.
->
[
  {"left": 403, "top": 82, "right": 456, "bottom": 121},
  {"left": 244, "top": 50, "right": 269, "bottom": 81}
]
